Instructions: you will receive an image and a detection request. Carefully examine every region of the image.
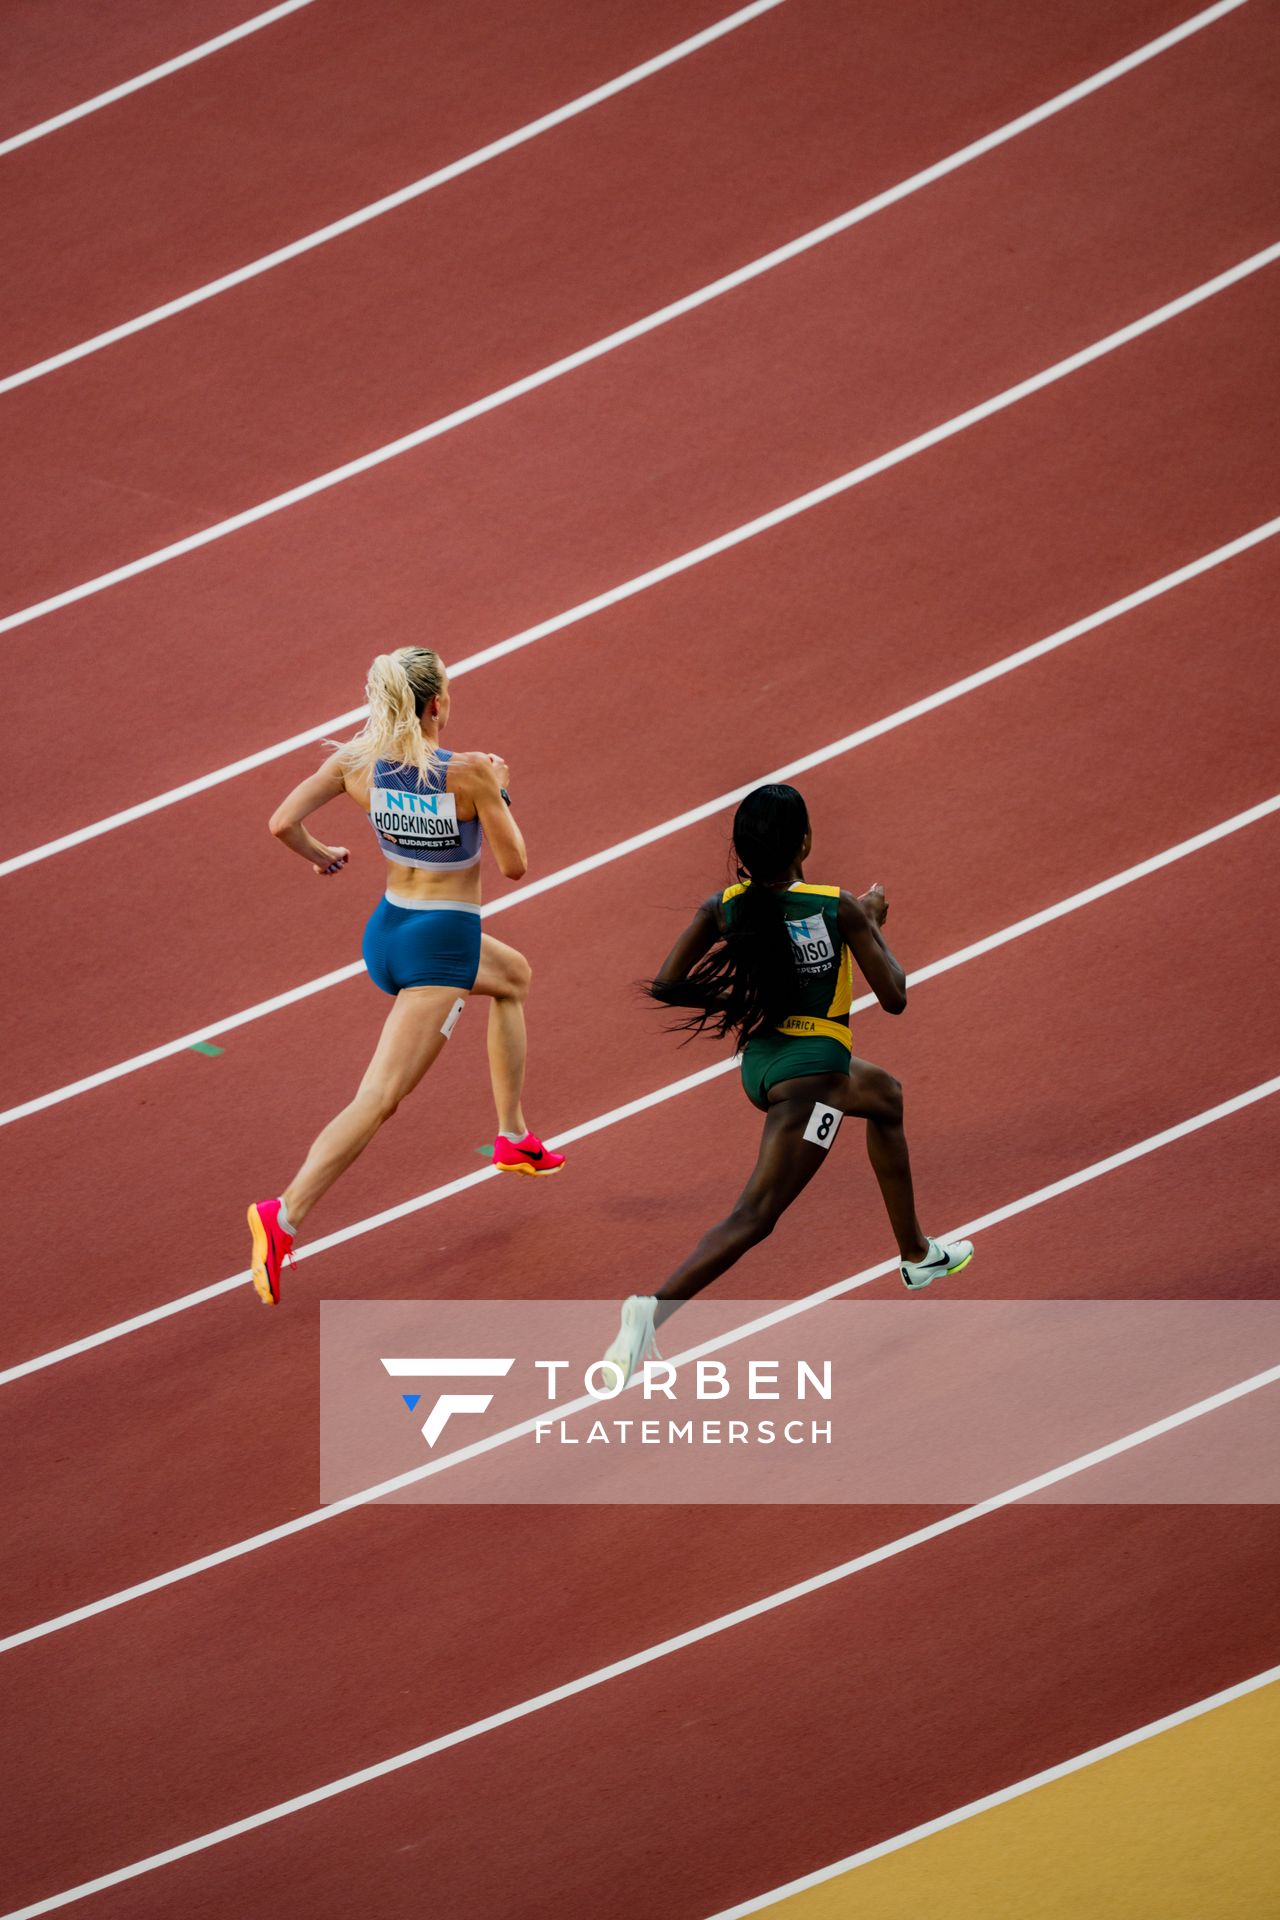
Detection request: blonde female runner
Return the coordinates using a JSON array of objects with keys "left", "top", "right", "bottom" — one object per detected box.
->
[{"left": 247, "top": 646, "right": 563, "bottom": 1305}]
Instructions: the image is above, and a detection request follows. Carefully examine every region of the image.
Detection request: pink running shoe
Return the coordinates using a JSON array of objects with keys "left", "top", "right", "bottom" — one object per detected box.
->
[
  {"left": 493, "top": 1131, "right": 565, "bottom": 1177},
  {"left": 247, "top": 1198, "right": 294, "bottom": 1305}
]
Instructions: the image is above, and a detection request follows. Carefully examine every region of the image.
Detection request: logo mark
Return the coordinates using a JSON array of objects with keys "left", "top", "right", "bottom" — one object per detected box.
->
[{"left": 381, "top": 1357, "right": 515, "bottom": 1446}]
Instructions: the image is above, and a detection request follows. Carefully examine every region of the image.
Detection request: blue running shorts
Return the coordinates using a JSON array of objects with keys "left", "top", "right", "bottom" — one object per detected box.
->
[{"left": 362, "top": 894, "right": 481, "bottom": 996}]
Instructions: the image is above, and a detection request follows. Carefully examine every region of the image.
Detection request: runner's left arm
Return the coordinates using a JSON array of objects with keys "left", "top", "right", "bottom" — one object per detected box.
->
[
  {"left": 838, "top": 886, "right": 907, "bottom": 1013},
  {"left": 459, "top": 753, "right": 528, "bottom": 881},
  {"left": 269, "top": 752, "right": 351, "bottom": 875}
]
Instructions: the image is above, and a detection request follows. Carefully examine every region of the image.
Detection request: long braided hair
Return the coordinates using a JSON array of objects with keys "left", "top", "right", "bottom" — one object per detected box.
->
[{"left": 649, "top": 784, "right": 810, "bottom": 1049}]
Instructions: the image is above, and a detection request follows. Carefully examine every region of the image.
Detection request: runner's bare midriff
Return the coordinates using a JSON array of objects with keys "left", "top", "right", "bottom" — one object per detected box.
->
[{"left": 379, "top": 855, "right": 482, "bottom": 904}]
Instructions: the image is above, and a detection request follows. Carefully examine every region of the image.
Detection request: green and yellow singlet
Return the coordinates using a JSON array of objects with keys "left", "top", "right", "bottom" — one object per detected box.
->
[{"left": 721, "top": 882, "right": 856, "bottom": 1106}]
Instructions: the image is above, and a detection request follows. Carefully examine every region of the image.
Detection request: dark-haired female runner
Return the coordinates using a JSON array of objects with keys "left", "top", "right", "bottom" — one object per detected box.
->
[{"left": 603, "top": 782, "right": 970, "bottom": 1384}]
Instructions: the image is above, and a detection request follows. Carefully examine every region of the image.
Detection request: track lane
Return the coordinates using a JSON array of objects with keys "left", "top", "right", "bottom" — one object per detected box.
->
[
  {"left": 2, "top": 266, "right": 1278, "bottom": 1105},
  {"left": 0, "top": 797, "right": 1275, "bottom": 1637},
  {"left": 0, "top": 0, "right": 737, "bottom": 365},
  {"left": 2, "top": 0, "right": 1274, "bottom": 689}
]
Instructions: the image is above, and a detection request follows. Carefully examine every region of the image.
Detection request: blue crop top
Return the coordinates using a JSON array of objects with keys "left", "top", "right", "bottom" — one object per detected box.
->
[{"left": 367, "top": 752, "right": 483, "bottom": 871}]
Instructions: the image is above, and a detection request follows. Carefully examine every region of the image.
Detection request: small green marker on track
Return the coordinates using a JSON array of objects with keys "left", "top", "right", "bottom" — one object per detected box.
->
[
  {"left": 189, "top": 1041, "right": 224, "bottom": 1057},
  {"left": 476, "top": 1144, "right": 494, "bottom": 1159}
]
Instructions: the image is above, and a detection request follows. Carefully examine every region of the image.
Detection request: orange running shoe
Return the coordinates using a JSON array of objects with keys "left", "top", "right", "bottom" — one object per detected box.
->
[
  {"left": 493, "top": 1131, "right": 565, "bottom": 1176},
  {"left": 247, "top": 1198, "right": 295, "bottom": 1305}
]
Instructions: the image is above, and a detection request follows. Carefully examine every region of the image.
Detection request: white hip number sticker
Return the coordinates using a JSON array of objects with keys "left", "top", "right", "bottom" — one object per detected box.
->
[{"left": 804, "top": 1101, "right": 843, "bottom": 1149}]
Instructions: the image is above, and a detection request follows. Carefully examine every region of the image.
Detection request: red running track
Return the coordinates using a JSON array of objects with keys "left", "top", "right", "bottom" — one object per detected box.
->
[
  {"left": 0, "top": 0, "right": 740, "bottom": 365},
  {"left": 3, "top": 0, "right": 1275, "bottom": 754},
  {"left": 0, "top": 0, "right": 290, "bottom": 140},
  {"left": 0, "top": 0, "right": 1200, "bottom": 515},
  {"left": 1, "top": 2, "right": 1277, "bottom": 1914}
]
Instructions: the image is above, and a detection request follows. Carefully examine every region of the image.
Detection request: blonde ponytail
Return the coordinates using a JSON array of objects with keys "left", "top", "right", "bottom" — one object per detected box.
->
[{"left": 339, "top": 647, "right": 444, "bottom": 781}]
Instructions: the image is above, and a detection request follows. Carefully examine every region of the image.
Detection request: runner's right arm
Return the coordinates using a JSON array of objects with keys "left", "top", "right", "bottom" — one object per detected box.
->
[
  {"left": 269, "top": 751, "right": 350, "bottom": 875},
  {"left": 649, "top": 896, "right": 724, "bottom": 1006}
]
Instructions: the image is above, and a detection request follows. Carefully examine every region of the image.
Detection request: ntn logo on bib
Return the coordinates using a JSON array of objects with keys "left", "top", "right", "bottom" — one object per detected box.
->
[{"left": 786, "top": 913, "right": 835, "bottom": 971}]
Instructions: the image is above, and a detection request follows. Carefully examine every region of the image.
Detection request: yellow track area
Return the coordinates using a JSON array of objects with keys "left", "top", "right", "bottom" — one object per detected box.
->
[{"left": 771, "top": 1680, "right": 1279, "bottom": 1919}]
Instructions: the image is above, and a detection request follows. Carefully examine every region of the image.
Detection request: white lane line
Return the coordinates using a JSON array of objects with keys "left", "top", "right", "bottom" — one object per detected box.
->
[
  {"left": 0, "top": 1, "right": 320, "bottom": 157},
  {"left": 1, "top": 518, "right": 1275, "bottom": 1122},
  {"left": 0, "top": 36, "right": 1264, "bottom": 642},
  {"left": 1, "top": 2, "right": 785, "bottom": 388},
  {"left": 1, "top": 446, "right": 1274, "bottom": 884},
  {"left": 3, "top": 789, "right": 1276, "bottom": 1386},
  {"left": 706, "top": 1665, "right": 1280, "bottom": 1918},
  {"left": 5, "top": 1357, "right": 1277, "bottom": 1915}
]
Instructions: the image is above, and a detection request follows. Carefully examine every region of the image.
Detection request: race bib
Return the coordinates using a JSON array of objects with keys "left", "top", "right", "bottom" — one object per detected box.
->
[
  {"left": 371, "top": 785, "right": 461, "bottom": 853},
  {"left": 787, "top": 912, "right": 835, "bottom": 973}
]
